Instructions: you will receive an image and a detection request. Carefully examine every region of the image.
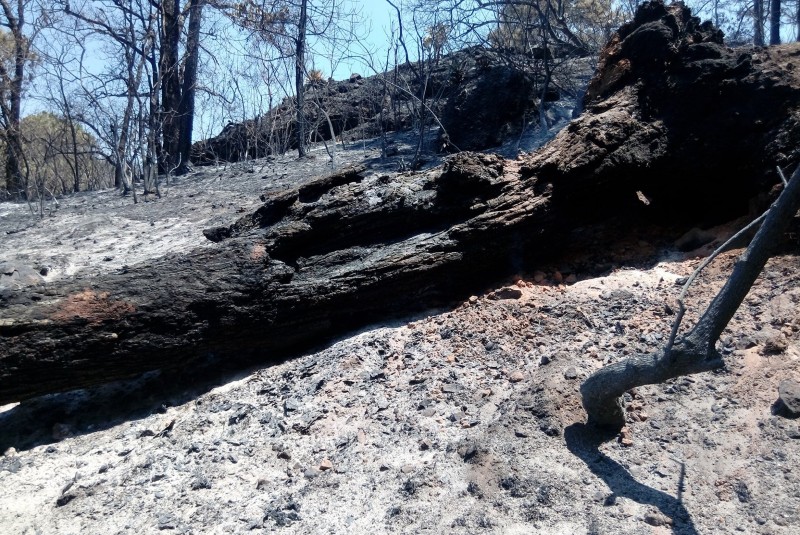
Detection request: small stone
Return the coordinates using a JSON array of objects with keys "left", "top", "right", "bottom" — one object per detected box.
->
[
  {"left": 157, "top": 513, "right": 178, "bottom": 530},
  {"left": 419, "top": 439, "right": 432, "bottom": 451},
  {"left": 442, "top": 383, "right": 461, "bottom": 393},
  {"left": 564, "top": 367, "right": 578, "bottom": 380},
  {"left": 357, "top": 429, "right": 366, "bottom": 444},
  {"left": 319, "top": 459, "right": 333, "bottom": 471},
  {"left": 763, "top": 336, "right": 788, "bottom": 355},
  {"left": 283, "top": 398, "right": 301, "bottom": 414},
  {"left": 488, "top": 287, "right": 522, "bottom": 300},
  {"left": 457, "top": 442, "right": 478, "bottom": 462},
  {"left": 643, "top": 511, "right": 672, "bottom": 527},
  {"left": 256, "top": 479, "right": 270, "bottom": 490},
  {"left": 190, "top": 472, "right": 211, "bottom": 490},
  {"left": 508, "top": 370, "right": 525, "bottom": 383},
  {"left": 778, "top": 380, "right": 800, "bottom": 415},
  {"left": 514, "top": 429, "right": 529, "bottom": 438},
  {"left": 304, "top": 467, "right": 321, "bottom": 478},
  {"left": 460, "top": 418, "right": 480, "bottom": 428},
  {"left": 3, "top": 447, "right": 17, "bottom": 457},
  {"left": 619, "top": 427, "right": 633, "bottom": 447},
  {"left": 401, "top": 464, "right": 416, "bottom": 474},
  {"left": 277, "top": 451, "right": 291, "bottom": 460},
  {"left": 468, "top": 296, "right": 478, "bottom": 304},
  {"left": 421, "top": 408, "right": 436, "bottom": 417}
]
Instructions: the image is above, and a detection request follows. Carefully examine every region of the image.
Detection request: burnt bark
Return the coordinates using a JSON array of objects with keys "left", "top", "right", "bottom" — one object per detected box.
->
[
  {"left": 176, "top": 0, "right": 203, "bottom": 174},
  {"left": 770, "top": 0, "right": 781, "bottom": 45},
  {"left": 295, "top": 0, "right": 308, "bottom": 158},
  {"left": 2, "top": 2, "right": 800, "bottom": 404},
  {"left": 159, "top": 0, "right": 182, "bottom": 173},
  {"left": 0, "top": 0, "right": 28, "bottom": 199}
]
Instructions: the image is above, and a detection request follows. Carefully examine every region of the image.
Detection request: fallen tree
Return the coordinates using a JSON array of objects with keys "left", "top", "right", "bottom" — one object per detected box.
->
[{"left": 2, "top": 1, "right": 800, "bottom": 404}]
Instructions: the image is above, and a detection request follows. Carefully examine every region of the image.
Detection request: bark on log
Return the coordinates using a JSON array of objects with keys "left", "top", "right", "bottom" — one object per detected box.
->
[{"left": 2, "top": 1, "right": 800, "bottom": 404}]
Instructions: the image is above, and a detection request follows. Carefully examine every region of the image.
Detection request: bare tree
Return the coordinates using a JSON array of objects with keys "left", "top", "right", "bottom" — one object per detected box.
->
[
  {"left": 0, "top": 0, "right": 37, "bottom": 200},
  {"left": 755, "top": 0, "right": 766, "bottom": 45},
  {"left": 223, "top": 0, "right": 358, "bottom": 158},
  {"left": 770, "top": 0, "right": 781, "bottom": 44},
  {"left": 581, "top": 166, "right": 800, "bottom": 430}
]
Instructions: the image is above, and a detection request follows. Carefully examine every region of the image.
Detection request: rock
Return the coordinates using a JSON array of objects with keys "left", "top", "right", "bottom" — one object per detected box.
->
[
  {"left": 319, "top": 459, "right": 333, "bottom": 471},
  {"left": 619, "top": 427, "right": 633, "bottom": 447},
  {"left": 643, "top": 511, "right": 672, "bottom": 527},
  {"left": 190, "top": 472, "right": 211, "bottom": 490},
  {"left": 157, "top": 513, "right": 179, "bottom": 530},
  {"left": 514, "top": 429, "right": 529, "bottom": 438},
  {"left": 304, "top": 467, "right": 321, "bottom": 478},
  {"left": 564, "top": 367, "right": 578, "bottom": 380},
  {"left": 488, "top": 287, "right": 523, "bottom": 300},
  {"left": 283, "top": 398, "right": 301, "bottom": 414},
  {"left": 457, "top": 442, "right": 478, "bottom": 462},
  {"left": 508, "top": 370, "right": 525, "bottom": 383},
  {"left": 401, "top": 464, "right": 416, "bottom": 474},
  {"left": 778, "top": 380, "right": 800, "bottom": 415},
  {"left": 763, "top": 336, "right": 788, "bottom": 355}
]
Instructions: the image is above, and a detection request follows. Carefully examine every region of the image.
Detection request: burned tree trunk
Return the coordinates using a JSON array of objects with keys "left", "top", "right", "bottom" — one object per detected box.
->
[{"left": 2, "top": 2, "right": 800, "bottom": 404}]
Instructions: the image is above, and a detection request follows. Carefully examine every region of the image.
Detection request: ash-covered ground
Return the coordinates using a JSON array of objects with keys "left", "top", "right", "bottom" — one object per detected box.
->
[{"left": 1, "top": 129, "right": 799, "bottom": 534}]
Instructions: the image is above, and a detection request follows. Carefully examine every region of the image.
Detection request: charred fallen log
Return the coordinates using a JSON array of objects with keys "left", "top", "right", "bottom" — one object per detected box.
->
[{"left": 2, "top": 1, "right": 799, "bottom": 404}]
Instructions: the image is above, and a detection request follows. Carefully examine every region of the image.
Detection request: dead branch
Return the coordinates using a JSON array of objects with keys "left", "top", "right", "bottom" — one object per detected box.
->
[{"left": 580, "top": 164, "right": 800, "bottom": 430}]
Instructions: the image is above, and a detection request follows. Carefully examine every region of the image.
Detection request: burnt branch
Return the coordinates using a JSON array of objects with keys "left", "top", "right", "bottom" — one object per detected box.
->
[{"left": 581, "top": 164, "right": 800, "bottom": 430}]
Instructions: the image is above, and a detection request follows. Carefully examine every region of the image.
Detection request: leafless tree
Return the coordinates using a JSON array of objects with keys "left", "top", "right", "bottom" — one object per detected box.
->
[{"left": 582, "top": 166, "right": 800, "bottom": 430}]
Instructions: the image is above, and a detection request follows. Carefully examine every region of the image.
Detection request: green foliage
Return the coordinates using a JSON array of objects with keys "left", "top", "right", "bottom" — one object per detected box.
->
[
  {"left": 487, "top": 0, "right": 625, "bottom": 54},
  {"left": 0, "top": 112, "right": 112, "bottom": 199}
]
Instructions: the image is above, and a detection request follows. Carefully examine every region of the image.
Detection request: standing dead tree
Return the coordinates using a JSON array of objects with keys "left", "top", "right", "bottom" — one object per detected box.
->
[
  {"left": 0, "top": 0, "right": 39, "bottom": 200},
  {"left": 581, "top": 166, "right": 800, "bottom": 429}
]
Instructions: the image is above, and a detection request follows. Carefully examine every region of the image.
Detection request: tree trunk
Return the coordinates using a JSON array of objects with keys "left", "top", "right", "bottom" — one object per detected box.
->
[
  {"left": 177, "top": 0, "right": 203, "bottom": 175},
  {"left": 755, "top": 0, "right": 766, "bottom": 46},
  {"left": 159, "top": 0, "right": 183, "bottom": 173},
  {"left": 770, "top": 0, "right": 781, "bottom": 45},
  {"left": 295, "top": 0, "right": 308, "bottom": 158},
  {"left": 1, "top": 0, "right": 28, "bottom": 199}
]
